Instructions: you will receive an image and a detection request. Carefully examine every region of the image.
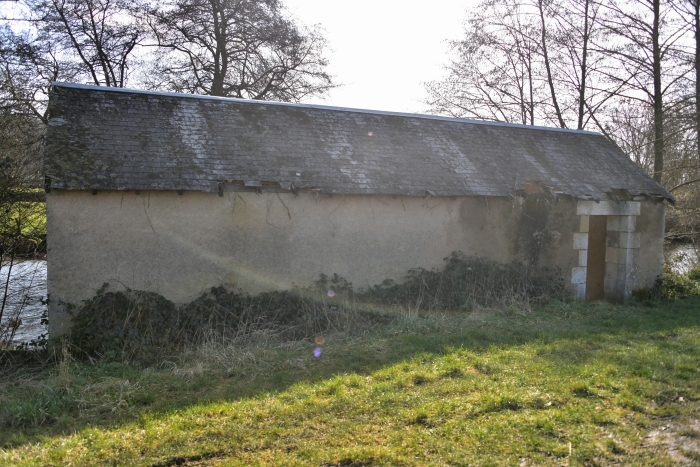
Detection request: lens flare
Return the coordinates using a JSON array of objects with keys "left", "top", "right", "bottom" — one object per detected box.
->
[
  {"left": 314, "top": 347, "right": 322, "bottom": 357},
  {"left": 327, "top": 290, "right": 335, "bottom": 298}
]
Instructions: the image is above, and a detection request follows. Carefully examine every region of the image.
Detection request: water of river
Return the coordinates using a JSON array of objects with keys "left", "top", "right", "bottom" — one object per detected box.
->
[
  {"left": 0, "top": 259, "right": 47, "bottom": 345},
  {"left": 666, "top": 243, "right": 700, "bottom": 274}
]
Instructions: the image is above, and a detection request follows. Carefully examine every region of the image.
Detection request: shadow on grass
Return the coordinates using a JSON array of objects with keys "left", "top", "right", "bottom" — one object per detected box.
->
[{"left": 2, "top": 297, "right": 700, "bottom": 449}]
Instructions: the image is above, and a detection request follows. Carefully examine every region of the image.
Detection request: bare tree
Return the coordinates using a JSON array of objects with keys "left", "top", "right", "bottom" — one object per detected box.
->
[
  {"left": 543, "top": 0, "right": 607, "bottom": 130},
  {"left": 144, "top": 0, "right": 334, "bottom": 101},
  {"left": 26, "top": 0, "right": 144, "bottom": 87},
  {"left": 686, "top": 0, "right": 700, "bottom": 162},
  {"left": 0, "top": 0, "right": 145, "bottom": 122},
  {"left": 598, "top": 0, "right": 689, "bottom": 182},
  {"left": 425, "top": 0, "right": 608, "bottom": 130},
  {"left": 0, "top": 25, "right": 64, "bottom": 122},
  {"left": 0, "top": 69, "right": 45, "bottom": 347},
  {"left": 425, "top": 0, "right": 546, "bottom": 124},
  {"left": 606, "top": 99, "right": 657, "bottom": 170},
  {"left": 536, "top": 0, "right": 567, "bottom": 127},
  {"left": 0, "top": 0, "right": 144, "bottom": 346},
  {"left": 669, "top": 0, "right": 700, "bottom": 166}
]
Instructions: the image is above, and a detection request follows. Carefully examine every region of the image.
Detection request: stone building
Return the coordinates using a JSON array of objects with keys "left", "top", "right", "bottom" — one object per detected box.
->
[{"left": 45, "top": 83, "right": 673, "bottom": 336}]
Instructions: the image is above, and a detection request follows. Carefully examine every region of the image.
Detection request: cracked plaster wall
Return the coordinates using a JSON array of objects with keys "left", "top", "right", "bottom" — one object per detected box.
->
[{"left": 48, "top": 190, "right": 585, "bottom": 336}]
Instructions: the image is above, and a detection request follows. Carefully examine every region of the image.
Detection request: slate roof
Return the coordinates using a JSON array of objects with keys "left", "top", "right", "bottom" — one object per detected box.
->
[{"left": 45, "top": 83, "right": 673, "bottom": 201}]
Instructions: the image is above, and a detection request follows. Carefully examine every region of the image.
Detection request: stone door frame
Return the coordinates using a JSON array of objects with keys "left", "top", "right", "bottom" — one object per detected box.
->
[{"left": 571, "top": 200, "right": 641, "bottom": 301}]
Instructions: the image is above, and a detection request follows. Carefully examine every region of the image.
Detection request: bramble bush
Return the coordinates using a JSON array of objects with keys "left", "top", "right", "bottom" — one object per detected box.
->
[
  {"left": 660, "top": 267, "right": 700, "bottom": 300},
  {"left": 66, "top": 285, "right": 376, "bottom": 363},
  {"left": 65, "top": 254, "right": 566, "bottom": 362}
]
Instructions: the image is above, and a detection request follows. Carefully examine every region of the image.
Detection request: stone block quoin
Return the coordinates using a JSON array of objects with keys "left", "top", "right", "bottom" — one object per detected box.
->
[{"left": 572, "top": 200, "right": 641, "bottom": 301}]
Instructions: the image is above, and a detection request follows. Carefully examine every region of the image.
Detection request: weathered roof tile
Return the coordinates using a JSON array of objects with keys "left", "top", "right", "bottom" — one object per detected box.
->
[{"left": 45, "top": 83, "right": 672, "bottom": 201}]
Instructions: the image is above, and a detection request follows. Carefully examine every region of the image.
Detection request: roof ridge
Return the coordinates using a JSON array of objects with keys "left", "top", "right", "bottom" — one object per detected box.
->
[{"left": 52, "top": 82, "right": 602, "bottom": 136}]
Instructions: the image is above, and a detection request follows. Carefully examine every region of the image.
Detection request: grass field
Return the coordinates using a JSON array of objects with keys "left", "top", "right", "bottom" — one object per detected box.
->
[
  {"left": 0, "top": 200, "right": 46, "bottom": 257},
  {"left": 1, "top": 298, "right": 700, "bottom": 466},
  {"left": 0, "top": 201, "right": 45, "bottom": 237}
]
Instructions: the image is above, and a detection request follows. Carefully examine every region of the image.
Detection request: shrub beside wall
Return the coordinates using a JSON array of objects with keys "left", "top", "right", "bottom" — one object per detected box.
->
[{"left": 63, "top": 253, "right": 566, "bottom": 362}]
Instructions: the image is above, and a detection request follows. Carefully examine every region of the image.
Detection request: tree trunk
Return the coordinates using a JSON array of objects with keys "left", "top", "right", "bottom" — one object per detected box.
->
[
  {"left": 578, "top": 0, "right": 590, "bottom": 130},
  {"left": 528, "top": 47, "right": 535, "bottom": 126},
  {"left": 0, "top": 252, "right": 15, "bottom": 328},
  {"left": 695, "top": 0, "right": 700, "bottom": 163},
  {"left": 210, "top": 2, "right": 226, "bottom": 96},
  {"left": 538, "top": 0, "right": 567, "bottom": 128},
  {"left": 652, "top": 0, "right": 664, "bottom": 183}
]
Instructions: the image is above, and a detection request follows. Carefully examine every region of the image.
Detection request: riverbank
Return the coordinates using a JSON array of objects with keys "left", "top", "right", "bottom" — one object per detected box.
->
[{"left": 2, "top": 297, "right": 700, "bottom": 466}]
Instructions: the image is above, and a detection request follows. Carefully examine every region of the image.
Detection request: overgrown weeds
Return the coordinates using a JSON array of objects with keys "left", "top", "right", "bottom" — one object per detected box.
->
[
  {"left": 660, "top": 266, "right": 700, "bottom": 300},
  {"left": 32, "top": 252, "right": 700, "bottom": 367},
  {"left": 64, "top": 253, "right": 565, "bottom": 363},
  {"left": 0, "top": 344, "right": 153, "bottom": 432},
  {"left": 634, "top": 265, "right": 700, "bottom": 301},
  {"left": 340, "top": 252, "right": 567, "bottom": 310},
  {"left": 66, "top": 285, "right": 379, "bottom": 364}
]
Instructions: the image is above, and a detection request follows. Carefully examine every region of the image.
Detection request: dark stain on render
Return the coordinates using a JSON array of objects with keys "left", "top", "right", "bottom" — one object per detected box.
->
[{"left": 513, "top": 196, "right": 559, "bottom": 267}]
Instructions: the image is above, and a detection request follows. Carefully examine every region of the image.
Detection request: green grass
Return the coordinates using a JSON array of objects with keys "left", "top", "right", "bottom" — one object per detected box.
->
[
  {"left": 0, "top": 201, "right": 45, "bottom": 237},
  {"left": 2, "top": 298, "right": 700, "bottom": 466}
]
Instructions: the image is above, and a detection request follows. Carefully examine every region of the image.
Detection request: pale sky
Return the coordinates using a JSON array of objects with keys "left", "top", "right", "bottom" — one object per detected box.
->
[
  {"left": 1, "top": 0, "right": 480, "bottom": 113},
  {"left": 283, "top": 0, "right": 480, "bottom": 113}
]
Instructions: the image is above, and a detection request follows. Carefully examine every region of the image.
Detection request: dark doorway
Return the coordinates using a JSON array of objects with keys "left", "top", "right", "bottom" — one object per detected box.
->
[{"left": 585, "top": 215, "right": 607, "bottom": 300}]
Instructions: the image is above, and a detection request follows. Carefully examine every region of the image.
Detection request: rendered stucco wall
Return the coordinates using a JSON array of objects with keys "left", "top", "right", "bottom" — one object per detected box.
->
[
  {"left": 47, "top": 190, "right": 588, "bottom": 336},
  {"left": 636, "top": 201, "right": 666, "bottom": 290}
]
